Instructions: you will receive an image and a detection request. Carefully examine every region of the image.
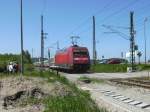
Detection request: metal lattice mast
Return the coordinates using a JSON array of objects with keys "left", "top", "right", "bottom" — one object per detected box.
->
[{"left": 130, "top": 12, "right": 135, "bottom": 70}]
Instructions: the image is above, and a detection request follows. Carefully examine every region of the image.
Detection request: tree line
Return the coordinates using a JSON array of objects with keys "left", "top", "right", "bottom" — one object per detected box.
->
[{"left": 0, "top": 50, "right": 32, "bottom": 64}]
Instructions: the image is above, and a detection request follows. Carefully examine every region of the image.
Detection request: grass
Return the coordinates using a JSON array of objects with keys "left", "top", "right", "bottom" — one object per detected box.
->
[
  {"left": 91, "top": 64, "right": 128, "bottom": 73},
  {"left": 91, "top": 64, "right": 150, "bottom": 73},
  {"left": 78, "top": 76, "right": 105, "bottom": 83},
  {"left": 29, "top": 71, "right": 107, "bottom": 112},
  {"left": 0, "top": 70, "right": 108, "bottom": 112},
  {"left": 44, "top": 95, "right": 107, "bottom": 112},
  {"left": 137, "top": 64, "right": 150, "bottom": 71}
]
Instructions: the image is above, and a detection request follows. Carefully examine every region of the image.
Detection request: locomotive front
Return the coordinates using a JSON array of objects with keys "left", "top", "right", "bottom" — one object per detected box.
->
[{"left": 72, "top": 46, "right": 90, "bottom": 72}]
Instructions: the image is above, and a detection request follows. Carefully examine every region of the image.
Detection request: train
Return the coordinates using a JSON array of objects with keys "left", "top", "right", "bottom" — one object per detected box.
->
[{"left": 51, "top": 45, "right": 90, "bottom": 72}]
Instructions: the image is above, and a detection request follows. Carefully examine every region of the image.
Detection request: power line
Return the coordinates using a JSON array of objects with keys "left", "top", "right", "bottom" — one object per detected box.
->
[
  {"left": 102, "top": 25, "right": 130, "bottom": 40},
  {"left": 63, "top": 0, "right": 114, "bottom": 38},
  {"left": 102, "top": 24, "right": 130, "bottom": 30},
  {"left": 99, "top": 0, "right": 140, "bottom": 23},
  {"left": 75, "top": 0, "right": 139, "bottom": 38}
]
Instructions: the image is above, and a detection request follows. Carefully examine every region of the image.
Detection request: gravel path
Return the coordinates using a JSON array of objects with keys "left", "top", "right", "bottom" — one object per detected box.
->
[
  {"left": 80, "top": 83, "right": 150, "bottom": 112},
  {"left": 60, "top": 71, "right": 150, "bottom": 112},
  {"left": 61, "top": 71, "right": 150, "bottom": 82}
]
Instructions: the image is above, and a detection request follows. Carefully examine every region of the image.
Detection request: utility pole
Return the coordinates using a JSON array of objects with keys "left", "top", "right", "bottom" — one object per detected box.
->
[
  {"left": 40, "top": 15, "right": 47, "bottom": 70},
  {"left": 93, "top": 16, "right": 96, "bottom": 65},
  {"left": 20, "top": 0, "right": 24, "bottom": 75},
  {"left": 130, "top": 12, "right": 135, "bottom": 71},
  {"left": 41, "top": 15, "right": 44, "bottom": 70},
  {"left": 144, "top": 18, "right": 148, "bottom": 64}
]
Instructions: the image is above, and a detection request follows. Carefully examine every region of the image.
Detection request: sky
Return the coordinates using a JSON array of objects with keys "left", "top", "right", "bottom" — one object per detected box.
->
[{"left": 0, "top": 0, "right": 150, "bottom": 61}]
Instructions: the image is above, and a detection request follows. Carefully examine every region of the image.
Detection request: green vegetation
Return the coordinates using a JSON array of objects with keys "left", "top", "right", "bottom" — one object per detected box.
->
[
  {"left": 0, "top": 50, "right": 32, "bottom": 64},
  {"left": 137, "top": 64, "right": 150, "bottom": 71},
  {"left": 91, "top": 64, "right": 150, "bottom": 73},
  {"left": 44, "top": 95, "right": 106, "bottom": 112},
  {"left": 0, "top": 50, "right": 32, "bottom": 73},
  {"left": 91, "top": 64, "right": 128, "bottom": 73},
  {"left": 78, "top": 76, "right": 105, "bottom": 83},
  {"left": 5, "top": 71, "right": 107, "bottom": 112},
  {"left": 41, "top": 71, "right": 106, "bottom": 112},
  {"left": 0, "top": 53, "right": 20, "bottom": 63}
]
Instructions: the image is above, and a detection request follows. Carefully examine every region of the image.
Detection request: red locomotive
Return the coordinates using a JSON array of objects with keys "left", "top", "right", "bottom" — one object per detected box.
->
[{"left": 54, "top": 45, "right": 90, "bottom": 72}]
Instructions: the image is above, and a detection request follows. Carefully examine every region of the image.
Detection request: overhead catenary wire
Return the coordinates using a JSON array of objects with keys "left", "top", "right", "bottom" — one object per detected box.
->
[
  {"left": 59, "top": 0, "right": 115, "bottom": 48},
  {"left": 95, "top": 0, "right": 150, "bottom": 36},
  {"left": 45, "top": 0, "right": 149, "bottom": 53},
  {"left": 63, "top": 0, "right": 114, "bottom": 38},
  {"left": 76, "top": 0, "right": 139, "bottom": 37},
  {"left": 99, "top": 0, "right": 140, "bottom": 23},
  {"left": 102, "top": 25, "right": 130, "bottom": 40}
]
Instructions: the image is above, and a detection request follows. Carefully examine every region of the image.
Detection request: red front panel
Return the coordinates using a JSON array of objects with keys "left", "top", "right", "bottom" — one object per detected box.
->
[
  {"left": 55, "top": 47, "right": 73, "bottom": 66},
  {"left": 72, "top": 47, "right": 90, "bottom": 64}
]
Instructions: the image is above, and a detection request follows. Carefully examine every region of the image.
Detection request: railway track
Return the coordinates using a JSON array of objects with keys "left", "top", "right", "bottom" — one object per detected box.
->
[{"left": 110, "top": 78, "right": 150, "bottom": 89}]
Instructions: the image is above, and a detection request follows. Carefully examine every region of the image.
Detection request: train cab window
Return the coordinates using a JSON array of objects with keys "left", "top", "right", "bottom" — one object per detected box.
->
[{"left": 73, "top": 51, "right": 88, "bottom": 57}]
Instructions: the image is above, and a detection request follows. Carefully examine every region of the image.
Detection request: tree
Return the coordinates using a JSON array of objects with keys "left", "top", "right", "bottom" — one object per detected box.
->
[
  {"left": 137, "top": 51, "right": 142, "bottom": 64},
  {"left": 23, "top": 50, "right": 32, "bottom": 64}
]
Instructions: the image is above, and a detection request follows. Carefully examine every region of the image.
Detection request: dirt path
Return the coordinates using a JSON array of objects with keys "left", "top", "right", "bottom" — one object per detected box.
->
[{"left": 61, "top": 71, "right": 150, "bottom": 82}]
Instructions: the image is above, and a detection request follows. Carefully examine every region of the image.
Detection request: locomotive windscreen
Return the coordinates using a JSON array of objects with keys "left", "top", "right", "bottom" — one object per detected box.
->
[{"left": 73, "top": 50, "right": 88, "bottom": 57}]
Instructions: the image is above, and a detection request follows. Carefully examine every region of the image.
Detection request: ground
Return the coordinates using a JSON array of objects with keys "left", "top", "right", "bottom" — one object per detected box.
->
[
  {"left": 0, "top": 72, "right": 105, "bottom": 112},
  {"left": 61, "top": 71, "right": 150, "bottom": 112},
  {"left": 1, "top": 71, "right": 150, "bottom": 112},
  {"left": 60, "top": 71, "right": 150, "bottom": 81},
  {"left": 0, "top": 75, "right": 74, "bottom": 112}
]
